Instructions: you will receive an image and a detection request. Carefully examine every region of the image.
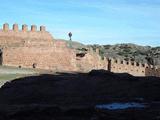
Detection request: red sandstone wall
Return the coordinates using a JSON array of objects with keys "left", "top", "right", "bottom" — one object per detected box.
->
[
  {"left": 0, "top": 24, "right": 108, "bottom": 72},
  {"left": 145, "top": 66, "right": 160, "bottom": 77},
  {"left": 0, "top": 24, "right": 54, "bottom": 47},
  {"left": 0, "top": 24, "right": 160, "bottom": 75},
  {"left": 75, "top": 52, "right": 108, "bottom": 71},
  {"left": 109, "top": 58, "right": 160, "bottom": 77},
  {"left": 2, "top": 46, "right": 108, "bottom": 72},
  {"left": 0, "top": 31, "right": 54, "bottom": 47},
  {"left": 2, "top": 47, "right": 77, "bottom": 71},
  {"left": 110, "top": 58, "right": 146, "bottom": 76},
  {"left": 54, "top": 40, "right": 67, "bottom": 48}
]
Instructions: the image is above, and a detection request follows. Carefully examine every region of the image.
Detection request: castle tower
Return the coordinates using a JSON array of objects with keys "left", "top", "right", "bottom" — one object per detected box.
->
[
  {"left": 40, "top": 26, "right": 46, "bottom": 32},
  {"left": 3, "top": 23, "right": 9, "bottom": 31},
  {"left": 13, "top": 24, "right": 19, "bottom": 31},
  {"left": 31, "top": 25, "right": 37, "bottom": 32},
  {"left": 22, "top": 24, "right": 28, "bottom": 32}
]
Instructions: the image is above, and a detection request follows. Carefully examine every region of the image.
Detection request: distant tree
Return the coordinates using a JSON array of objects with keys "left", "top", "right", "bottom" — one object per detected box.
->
[
  {"left": 99, "top": 47, "right": 105, "bottom": 60},
  {"left": 68, "top": 32, "right": 72, "bottom": 41},
  {"left": 68, "top": 32, "right": 72, "bottom": 48}
]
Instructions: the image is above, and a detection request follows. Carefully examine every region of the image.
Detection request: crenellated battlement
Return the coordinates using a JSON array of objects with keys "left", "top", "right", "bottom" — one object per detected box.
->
[
  {"left": 108, "top": 57, "right": 160, "bottom": 77},
  {"left": 1, "top": 23, "right": 47, "bottom": 32},
  {"left": 0, "top": 23, "right": 54, "bottom": 47},
  {"left": 0, "top": 23, "right": 159, "bottom": 76},
  {"left": 110, "top": 58, "right": 151, "bottom": 68},
  {"left": 22, "top": 24, "right": 28, "bottom": 32}
]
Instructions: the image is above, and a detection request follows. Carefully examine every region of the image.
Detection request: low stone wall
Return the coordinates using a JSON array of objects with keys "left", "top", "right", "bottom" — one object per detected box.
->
[{"left": 109, "top": 58, "right": 160, "bottom": 77}]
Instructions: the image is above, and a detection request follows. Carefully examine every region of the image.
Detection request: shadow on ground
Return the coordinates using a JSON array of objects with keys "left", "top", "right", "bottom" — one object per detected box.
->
[{"left": 0, "top": 70, "right": 160, "bottom": 120}]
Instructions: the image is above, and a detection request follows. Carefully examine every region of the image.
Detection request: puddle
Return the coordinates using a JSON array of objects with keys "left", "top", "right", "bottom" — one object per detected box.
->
[{"left": 96, "top": 102, "right": 147, "bottom": 110}]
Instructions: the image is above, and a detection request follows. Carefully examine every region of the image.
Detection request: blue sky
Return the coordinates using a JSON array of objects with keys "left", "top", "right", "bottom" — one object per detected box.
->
[{"left": 0, "top": 0, "right": 160, "bottom": 46}]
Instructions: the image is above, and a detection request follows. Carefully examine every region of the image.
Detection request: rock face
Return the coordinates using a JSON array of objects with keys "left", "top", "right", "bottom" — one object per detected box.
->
[{"left": 0, "top": 23, "right": 106, "bottom": 71}]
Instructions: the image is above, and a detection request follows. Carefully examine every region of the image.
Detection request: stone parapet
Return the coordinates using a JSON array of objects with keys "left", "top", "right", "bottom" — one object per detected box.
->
[
  {"left": 0, "top": 23, "right": 54, "bottom": 47},
  {"left": 109, "top": 58, "right": 159, "bottom": 77},
  {"left": 0, "top": 23, "right": 47, "bottom": 32}
]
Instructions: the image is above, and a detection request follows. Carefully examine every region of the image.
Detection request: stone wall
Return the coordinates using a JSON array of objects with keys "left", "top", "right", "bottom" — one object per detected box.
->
[
  {"left": 0, "top": 23, "right": 108, "bottom": 72},
  {"left": 109, "top": 58, "right": 160, "bottom": 77},
  {"left": 75, "top": 51, "right": 108, "bottom": 71},
  {"left": 0, "top": 23, "right": 160, "bottom": 76},
  {"left": 145, "top": 66, "right": 160, "bottom": 77},
  {"left": 2, "top": 46, "right": 108, "bottom": 72},
  {"left": 0, "top": 23, "right": 54, "bottom": 47},
  {"left": 2, "top": 46, "right": 77, "bottom": 71}
]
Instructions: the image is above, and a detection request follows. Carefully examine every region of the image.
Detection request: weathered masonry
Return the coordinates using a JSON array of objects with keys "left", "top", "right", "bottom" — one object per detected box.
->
[
  {"left": 0, "top": 23, "right": 159, "bottom": 77},
  {"left": 0, "top": 23, "right": 106, "bottom": 71},
  {"left": 107, "top": 58, "right": 160, "bottom": 77}
]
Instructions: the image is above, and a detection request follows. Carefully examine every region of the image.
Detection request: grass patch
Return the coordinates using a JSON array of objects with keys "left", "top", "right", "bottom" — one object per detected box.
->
[
  {"left": 0, "top": 74, "right": 23, "bottom": 81},
  {"left": 0, "top": 74, "right": 27, "bottom": 87}
]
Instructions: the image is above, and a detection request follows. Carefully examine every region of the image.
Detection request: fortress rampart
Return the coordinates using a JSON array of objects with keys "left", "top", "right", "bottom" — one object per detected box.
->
[
  {"left": 0, "top": 23, "right": 106, "bottom": 72},
  {"left": 2, "top": 46, "right": 77, "bottom": 71},
  {"left": 2, "top": 23, "right": 46, "bottom": 32},
  {"left": 0, "top": 23, "right": 160, "bottom": 77},
  {"left": 108, "top": 58, "right": 160, "bottom": 77},
  {"left": 0, "top": 23, "right": 54, "bottom": 47}
]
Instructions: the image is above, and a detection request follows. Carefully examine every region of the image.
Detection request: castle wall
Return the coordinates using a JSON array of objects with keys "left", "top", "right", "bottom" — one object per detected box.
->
[
  {"left": 156, "top": 69, "right": 160, "bottom": 77},
  {"left": 0, "top": 24, "right": 54, "bottom": 47},
  {"left": 108, "top": 58, "right": 160, "bottom": 77},
  {"left": 75, "top": 51, "right": 108, "bottom": 71},
  {"left": 2, "top": 46, "right": 77, "bottom": 71},
  {"left": 110, "top": 58, "right": 146, "bottom": 76},
  {"left": 2, "top": 46, "right": 107, "bottom": 72},
  {"left": 54, "top": 40, "right": 67, "bottom": 48},
  {"left": 0, "top": 23, "right": 160, "bottom": 76},
  {"left": 145, "top": 66, "right": 160, "bottom": 77},
  {"left": 0, "top": 23, "right": 108, "bottom": 72}
]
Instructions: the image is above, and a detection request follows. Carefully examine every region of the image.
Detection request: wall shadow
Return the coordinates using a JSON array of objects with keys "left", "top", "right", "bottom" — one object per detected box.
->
[
  {"left": 0, "top": 49, "right": 2, "bottom": 65},
  {"left": 0, "top": 70, "right": 160, "bottom": 120},
  {"left": 0, "top": 70, "right": 159, "bottom": 106}
]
